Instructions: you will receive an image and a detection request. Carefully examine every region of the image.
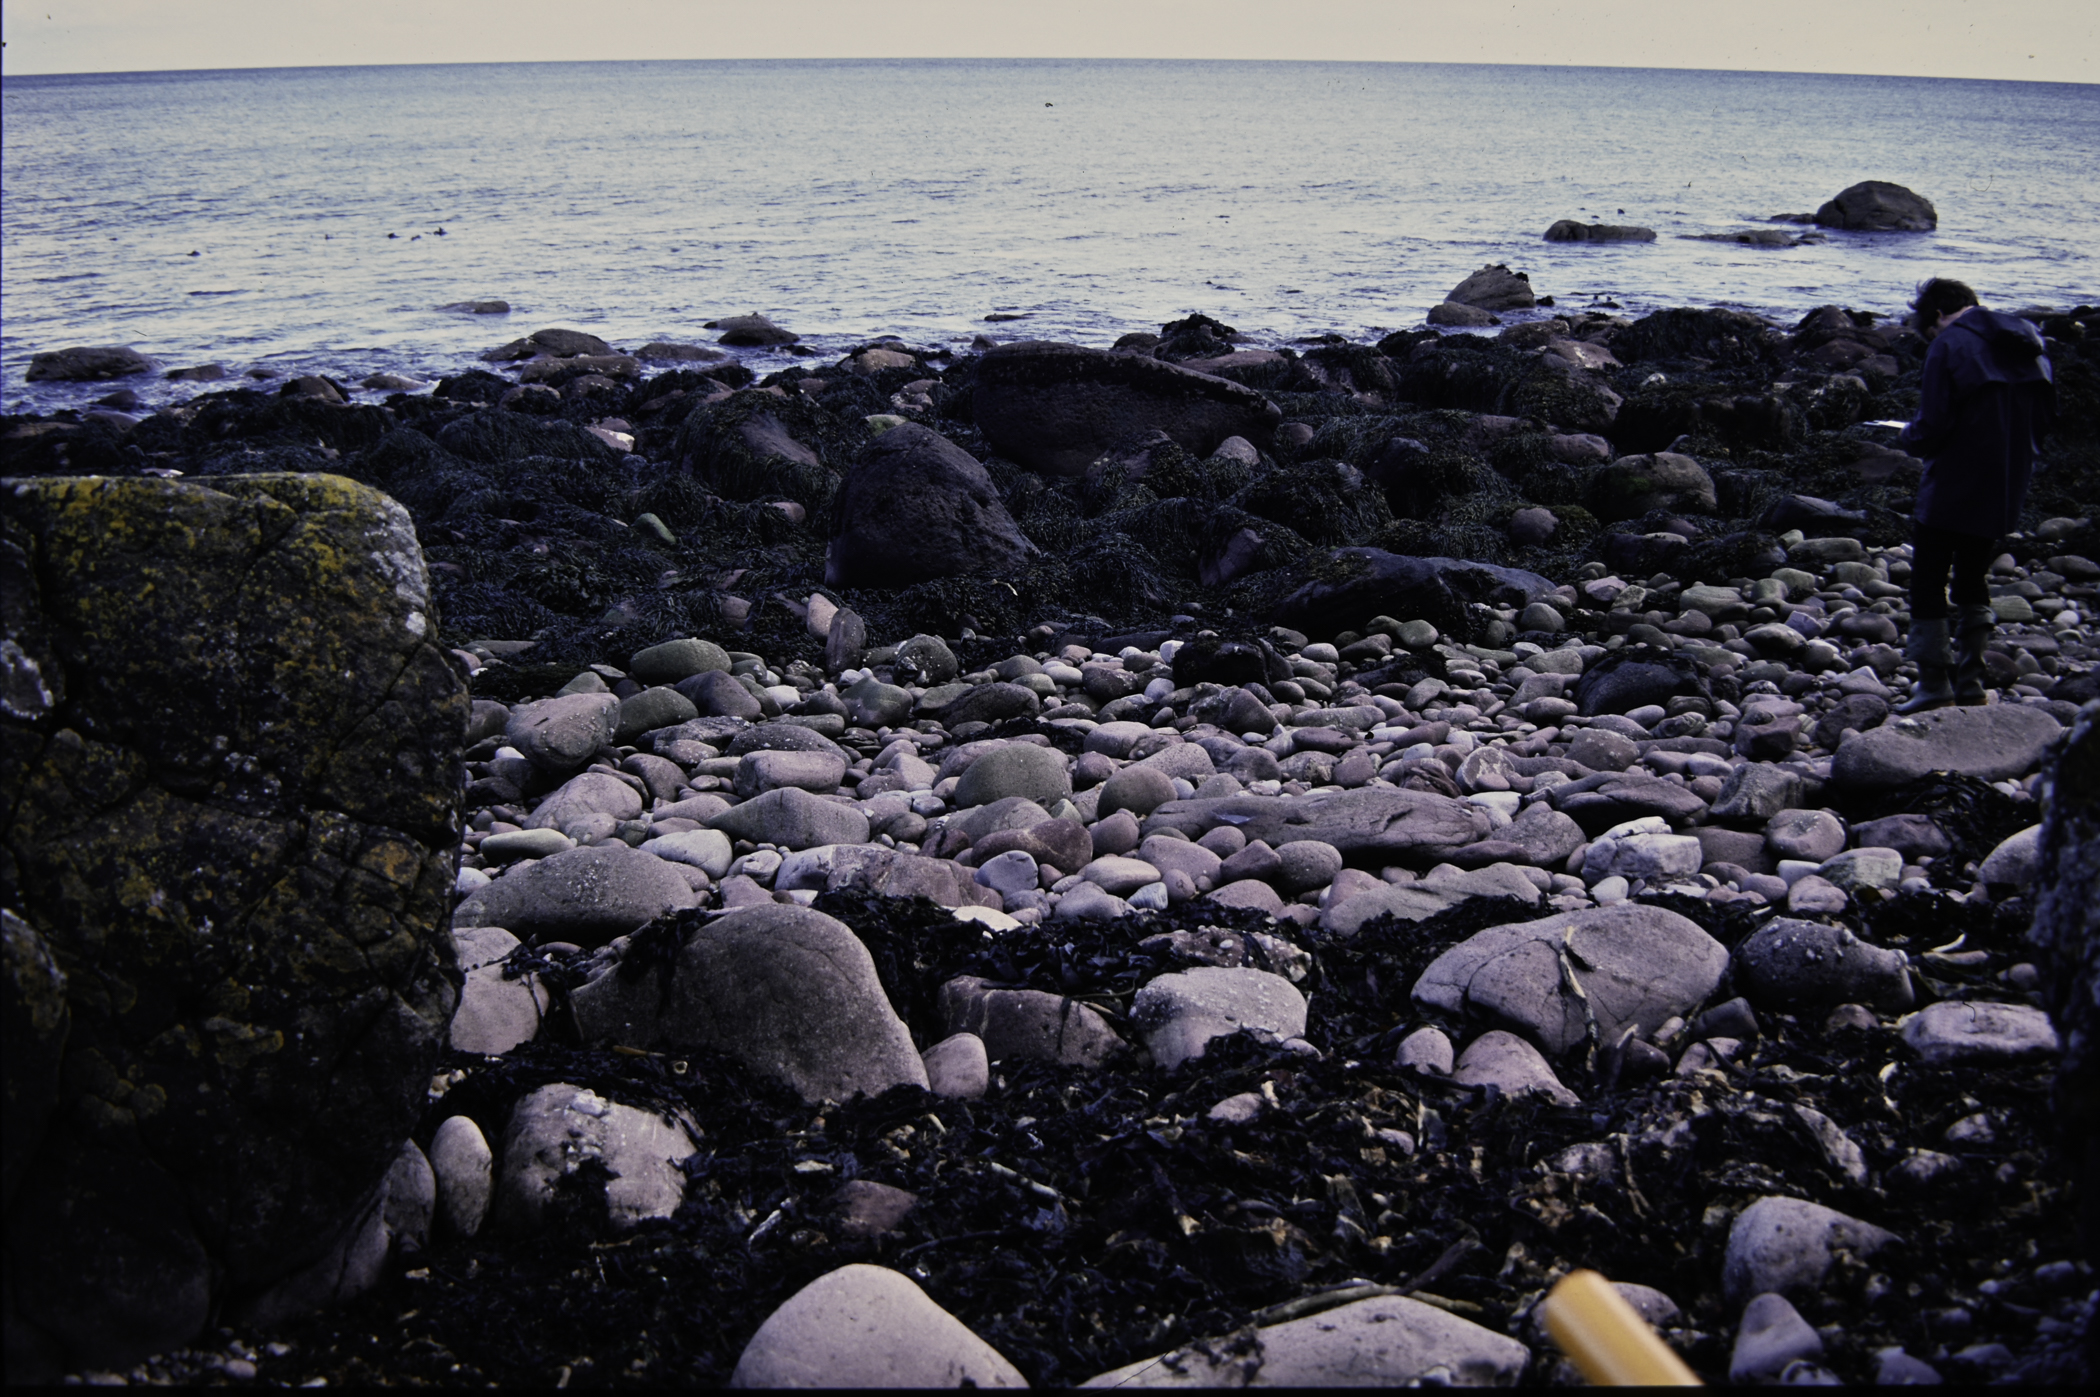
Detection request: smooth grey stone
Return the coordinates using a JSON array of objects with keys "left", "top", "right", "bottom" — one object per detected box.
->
[
  {"left": 465, "top": 698, "right": 510, "bottom": 746},
  {"left": 477, "top": 827, "right": 577, "bottom": 863},
  {"left": 448, "top": 925, "right": 550, "bottom": 1054},
  {"left": 1412, "top": 903, "right": 1727, "bottom": 1054},
  {"left": 630, "top": 636, "right": 731, "bottom": 684},
  {"left": 495, "top": 1084, "right": 697, "bottom": 1231},
  {"left": 709, "top": 786, "right": 871, "bottom": 850},
  {"left": 953, "top": 796, "right": 1055, "bottom": 845},
  {"left": 1730, "top": 1292, "right": 1824, "bottom": 1383},
  {"left": 668, "top": 905, "right": 927, "bottom": 1102},
  {"left": 731, "top": 1264, "right": 1026, "bottom": 1388},
  {"left": 1733, "top": 918, "right": 1914, "bottom": 1013},
  {"left": 1499, "top": 803, "right": 1586, "bottom": 867},
  {"left": 826, "top": 1181, "right": 920, "bottom": 1240},
  {"left": 1818, "top": 847, "right": 1902, "bottom": 892},
  {"left": 893, "top": 633, "right": 960, "bottom": 685},
  {"left": 975, "top": 849, "right": 1041, "bottom": 895},
  {"left": 678, "top": 667, "right": 765, "bottom": 719},
  {"left": 1711, "top": 763, "right": 1808, "bottom": 824},
  {"left": 726, "top": 721, "right": 850, "bottom": 761},
  {"left": 1208, "top": 1091, "right": 1265, "bottom": 1124},
  {"left": 953, "top": 742, "right": 1073, "bottom": 810},
  {"left": 1274, "top": 839, "right": 1344, "bottom": 892},
  {"left": 1133, "top": 741, "right": 1217, "bottom": 784},
  {"left": 777, "top": 843, "right": 999, "bottom": 909},
  {"left": 1131, "top": 967, "right": 1307, "bottom": 1070},
  {"left": 1765, "top": 808, "right": 1846, "bottom": 863},
  {"left": 1833, "top": 704, "right": 2063, "bottom": 788},
  {"left": 1899, "top": 1000, "right": 2060, "bottom": 1065},
  {"left": 921, "top": 1032, "right": 990, "bottom": 1099},
  {"left": 1396, "top": 1026, "right": 1455, "bottom": 1074},
  {"left": 1786, "top": 873, "right": 1850, "bottom": 916},
  {"left": 1082, "top": 854, "right": 1163, "bottom": 896},
  {"left": 430, "top": 1115, "right": 492, "bottom": 1239},
  {"left": 381, "top": 1139, "right": 436, "bottom": 1255},
  {"left": 504, "top": 692, "right": 619, "bottom": 774},
  {"left": 843, "top": 676, "right": 915, "bottom": 728},
  {"left": 735, "top": 748, "right": 848, "bottom": 799},
  {"left": 622, "top": 751, "right": 687, "bottom": 801},
  {"left": 1081, "top": 1292, "right": 1528, "bottom": 1387},
  {"left": 1099, "top": 765, "right": 1179, "bottom": 819},
  {"left": 1978, "top": 824, "right": 2043, "bottom": 886},
  {"left": 525, "top": 771, "right": 644, "bottom": 831},
  {"left": 1567, "top": 727, "right": 1638, "bottom": 772},
  {"left": 1141, "top": 785, "right": 1494, "bottom": 865},
  {"left": 616, "top": 685, "right": 699, "bottom": 743},
  {"left": 1722, "top": 1195, "right": 1898, "bottom": 1304},
  {"left": 1205, "top": 878, "right": 1286, "bottom": 915},
  {"left": 1584, "top": 829, "right": 1701, "bottom": 882},
  {"left": 1875, "top": 1348, "right": 1945, "bottom": 1384},
  {"left": 940, "top": 975, "right": 1125, "bottom": 1066},
  {"left": 452, "top": 845, "right": 698, "bottom": 945},
  {"left": 637, "top": 827, "right": 734, "bottom": 879},
  {"left": 1452, "top": 1029, "right": 1579, "bottom": 1104},
  {"left": 1138, "top": 833, "right": 1223, "bottom": 889}
]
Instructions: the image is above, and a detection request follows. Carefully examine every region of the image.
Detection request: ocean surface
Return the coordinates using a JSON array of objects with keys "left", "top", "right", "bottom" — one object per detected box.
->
[{"left": 4, "top": 58, "right": 2097, "bottom": 414}]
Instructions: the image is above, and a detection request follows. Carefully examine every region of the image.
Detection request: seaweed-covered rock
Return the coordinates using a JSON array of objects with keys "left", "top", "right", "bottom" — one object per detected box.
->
[
  {"left": 826, "top": 423, "right": 1039, "bottom": 588},
  {"left": 1590, "top": 452, "right": 1716, "bottom": 522},
  {"left": 973, "top": 341, "right": 1281, "bottom": 476},
  {"left": 671, "top": 391, "right": 858, "bottom": 516},
  {"left": 1269, "top": 549, "right": 1552, "bottom": 642},
  {"left": 1444, "top": 264, "right": 1537, "bottom": 311},
  {"left": 481, "top": 327, "right": 613, "bottom": 362},
  {"left": 2030, "top": 703, "right": 2100, "bottom": 1267},
  {"left": 1, "top": 474, "right": 465, "bottom": 1371}
]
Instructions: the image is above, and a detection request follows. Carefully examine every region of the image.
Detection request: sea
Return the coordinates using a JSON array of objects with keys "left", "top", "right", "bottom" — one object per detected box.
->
[{"left": 4, "top": 58, "right": 2097, "bottom": 415}]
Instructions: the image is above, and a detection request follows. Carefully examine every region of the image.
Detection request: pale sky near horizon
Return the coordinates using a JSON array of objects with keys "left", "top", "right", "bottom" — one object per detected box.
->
[{"left": 1, "top": 0, "right": 2093, "bottom": 83}]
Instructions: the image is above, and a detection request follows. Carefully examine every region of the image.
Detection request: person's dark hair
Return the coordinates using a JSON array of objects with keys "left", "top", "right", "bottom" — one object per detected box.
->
[{"left": 1910, "top": 278, "right": 1980, "bottom": 332}]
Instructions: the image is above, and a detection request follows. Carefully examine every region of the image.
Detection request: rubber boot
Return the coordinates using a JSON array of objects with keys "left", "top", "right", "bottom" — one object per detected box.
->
[
  {"left": 1953, "top": 603, "right": 1996, "bottom": 705},
  {"left": 1896, "top": 616, "right": 1956, "bottom": 714}
]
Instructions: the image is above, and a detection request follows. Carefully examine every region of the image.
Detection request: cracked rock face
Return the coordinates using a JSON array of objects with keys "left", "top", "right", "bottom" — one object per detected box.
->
[
  {"left": 1, "top": 474, "right": 467, "bottom": 1371},
  {"left": 1410, "top": 902, "right": 1729, "bottom": 1054}
]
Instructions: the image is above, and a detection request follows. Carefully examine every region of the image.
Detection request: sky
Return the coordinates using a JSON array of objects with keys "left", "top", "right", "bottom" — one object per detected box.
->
[{"left": 1, "top": 0, "right": 2093, "bottom": 83}]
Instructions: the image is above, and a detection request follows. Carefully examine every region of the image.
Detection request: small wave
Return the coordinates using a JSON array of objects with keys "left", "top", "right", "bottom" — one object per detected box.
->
[{"left": 188, "top": 289, "right": 247, "bottom": 296}]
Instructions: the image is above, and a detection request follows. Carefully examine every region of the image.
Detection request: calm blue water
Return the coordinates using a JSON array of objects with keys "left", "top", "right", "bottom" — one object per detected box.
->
[{"left": 4, "top": 59, "right": 2097, "bottom": 413}]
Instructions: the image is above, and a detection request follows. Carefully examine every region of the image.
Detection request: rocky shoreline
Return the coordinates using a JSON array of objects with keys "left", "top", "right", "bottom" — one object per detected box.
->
[{"left": 6, "top": 275, "right": 2099, "bottom": 1385}]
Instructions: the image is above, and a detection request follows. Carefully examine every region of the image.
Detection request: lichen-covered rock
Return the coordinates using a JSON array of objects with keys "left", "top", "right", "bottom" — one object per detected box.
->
[{"left": 1, "top": 474, "right": 465, "bottom": 1371}]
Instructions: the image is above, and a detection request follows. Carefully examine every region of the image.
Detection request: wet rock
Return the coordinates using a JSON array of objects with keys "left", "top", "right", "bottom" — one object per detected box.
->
[
  {"left": 1765, "top": 808, "right": 1846, "bottom": 864},
  {"left": 1445, "top": 263, "right": 1537, "bottom": 311},
  {"left": 1730, "top": 1292, "right": 1825, "bottom": 1383},
  {"left": 1427, "top": 300, "right": 1499, "bottom": 327},
  {"left": 1131, "top": 967, "right": 1308, "bottom": 1070},
  {"left": 666, "top": 904, "right": 928, "bottom": 1101},
  {"left": 632, "top": 636, "right": 733, "bottom": 684},
  {"left": 1977, "top": 824, "right": 2043, "bottom": 887},
  {"left": 1572, "top": 647, "right": 1708, "bottom": 716},
  {"left": 972, "top": 340, "right": 1281, "bottom": 476},
  {"left": 494, "top": 1084, "right": 697, "bottom": 1230},
  {"left": 1543, "top": 220, "right": 1657, "bottom": 242},
  {"left": 1453, "top": 1029, "right": 1579, "bottom": 1104},
  {"left": 731, "top": 1264, "right": 1026, "bottom": 1388},
  {"left": 1590, "top": 452, "right": 1716, "bottom": 522},
  {"left": 1722, "top": 1195, "right": 1898, "bottom": 1304},
  {"left": 709, "top": 786, "right": 871, "bottom": 850},
  {"left": 826, "top": 423, "right": 1039, "bottom": 587},
  {"left": 448, "top": 926, "right": 550, "bottom": 1054},
  {"left": 710, "top": 313, "right": 799, "bottom": 346},
  {"left": 1899, "top": 1001, "right": 2060, "bottom": 1066},
  {"left": 1082, "top": 1292, "right": 1527, "bottom": 1387},
  {"left": 1712, "top": 763, "right": 1808, "bottom": 824},
  {"left": 921, "top": 1032, "right": 990, "bottom": 1099},
  {"left": 1412, "top": 903, "right": 1727, "bottom": 1054},
  {"left": 482, "top": 327, "right": 612, "bottom": 361},
  {"left": 429, "top": 1115, "right": 492, "bottom": 1240},
  {"left": 382, "top": 1139, "right": 437, "bottom": 1254},
  {"left": 735, "top": 749, "right": 848, "bottom": 799},
  {"left": 1, "top": 910, "right": 67, "bottom": 1212},
  {"left": 1734, "top": 918, "right": 1913, "bottom": 1013},
  {"left": 1849, "top": 813, "right": 1950, "bottom": 861},
  {"left": 940, "top": 976, "right": 1125, "bottom": 1067},
  {"left": 1, "top": 474, "right": 463, "bottom": 1369},
  {"left": 26, "top": 345, "right": 153, "bottom": 381},
  {"left": 453, "top": 845, "right": 697, "bottom": 944},
  {"left": 1270, "top": 549, "right": 1554, "bottom": 642},
  {"left": 1814, "top": 180, "right": 1937, "bottom": 232},
  {"left": 1831, "top": 705, "right": 2062, "bottom": 789}
]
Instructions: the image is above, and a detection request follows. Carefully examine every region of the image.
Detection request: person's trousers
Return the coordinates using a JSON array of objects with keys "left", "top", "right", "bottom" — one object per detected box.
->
[{"left": 1910, "top": 521, "right": 1997, "bottom": 621}]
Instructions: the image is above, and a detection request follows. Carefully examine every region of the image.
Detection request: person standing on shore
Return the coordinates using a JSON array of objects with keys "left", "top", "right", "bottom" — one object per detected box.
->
[{"left": 1895, "top": 278, "right": 2055, "bottom": 713}]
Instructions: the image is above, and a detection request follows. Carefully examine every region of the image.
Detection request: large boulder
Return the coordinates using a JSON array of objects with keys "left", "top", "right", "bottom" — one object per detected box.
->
[
  {"left": 1590, "top": 452, "right": 1716, "bottom": 521},
  {"left": 1814, "top": 181, "right": 1936, "bottom": 232},
  {"left": 825, "top": 423, "right": 1039, "bottom": 588},
  {"left": 2029, "top": 704, "right": 2100, "bottom": 1269},
  {"left": 1, "top": 475, "right": 465, "bottom": 1373},
  {"left": 25, "top": 345, "right": 154, "bottom": 381},
  {"left": 1831, "top": 705, "right": 2063, "bottom": 789},
  {"left": 451, "top": 844, "right": 698, "bottom": 945},
  {"left": 480, "top": 327, "right": 612, "bottom": 362},
  {"left": 1269, "top": 549, "right": 1554, "bottom": 643},
  {"left": 972, "top": 341, "right": 1281, "bottom": 476},
  {"left": 662, "top": 904, "right": 927, "bottom": 1102},
  {"left": 1411, "top": 903, "right": 1729, "bottom": 1054},
  {"left": 733, "top": 1264, "right": 1026, "bottom": 1388},
  {"left": 671, "top": 392, "right": 856, "bottom": 516}
]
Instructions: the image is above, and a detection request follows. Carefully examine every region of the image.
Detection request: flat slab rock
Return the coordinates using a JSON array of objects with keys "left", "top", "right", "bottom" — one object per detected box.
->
[
  {"left": 1830, "top": 704, "right": 2063, "bottom": 788},
  {"left": 1141, "top": 785, "right": 1493, "bottom": 865},
  {"left": 1412, "top": 903, "right": 1728, "bottom": 1055},
  {"left": 1899, "top": 1000, "right": 2060, "bottom": 1065}
]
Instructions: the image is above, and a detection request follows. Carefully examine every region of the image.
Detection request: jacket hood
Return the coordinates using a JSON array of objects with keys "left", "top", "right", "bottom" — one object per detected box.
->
[{"left": 1951, "top": 308, "right": 2046, "bottom": 363}]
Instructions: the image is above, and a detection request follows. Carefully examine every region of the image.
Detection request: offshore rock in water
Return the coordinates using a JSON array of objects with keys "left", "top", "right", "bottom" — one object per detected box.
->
[
  {"left": 1, "top": 474, "right": 467, "bottom": 1376},
  {"left": 1543, "top": 219, "right": 1657, "bottom": 242},
  {"left": 1814, "top": 179, "right": 1937, "bottom": 232},
  {"left": 25, "top": 344, "right": 155, "bottom": 382}
]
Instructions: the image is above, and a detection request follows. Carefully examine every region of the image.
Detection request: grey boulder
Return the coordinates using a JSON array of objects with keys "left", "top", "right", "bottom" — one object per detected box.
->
[
  {"left": 709, "top": 786, "right": 871, "bottom": 850},
  {"left": 1723, "top": 1195, "right": 1898, "bottom": 1304},
  {"left": 1733, "top": 918, "right": 1914, "bottom": 1013},
  {"left": 494, "top": 1084, "right": 697, "bottom": 1231},
  {"left": 1814, "top": 180, "right": 1937, "bottom": 232},
  {"left": 1832, "top": 705, "right": 2062, "bottom": 789},
  {"left": 1453, "top": 1029, "right": 1579, "bottom": 1105},
  {"left": 1899, "top": 1001, "right": 2060, "bottom": 1065},
  {"left": 939, "top": 976, "right": 1126, "bottom": 1067},
  {"left": 731, "top": 1264, "right": 1026, "bottom": 1388},
  {"left": 664, "top": 904, "right": 927, "bottom": 1102},
  {"left": 1445, "top": 263, "right": 1537, "bottom": 311},
  {"left": 452, "top": 845, "right": 698, "bottom": 945},
  {"left": 952, "top": 742, "right": 1073, "bottom": 810},
  {"left": 1131, "top": 967, "right": 1307, "bottom": 1070},
  {"left": 1141, "top": 785, "right": 1493, "bottom": 867},
  {"left": 1411, "top": 903, "right": 1727, "bottom": 1054},
  {"left": 447, "top": 926, "right": 550, "bottom": 1055},
  {"left": 826, "top": 423, "right": 1040, "bottom": 587},
  {"left": 505, "top": 692, "right": 620, "bottom": 775}
]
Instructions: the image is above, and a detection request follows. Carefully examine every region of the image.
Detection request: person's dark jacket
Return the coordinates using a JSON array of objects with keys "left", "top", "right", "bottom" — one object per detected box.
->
[{"left": 1901, "top": 308, "right": 2055, "bottom": 537}]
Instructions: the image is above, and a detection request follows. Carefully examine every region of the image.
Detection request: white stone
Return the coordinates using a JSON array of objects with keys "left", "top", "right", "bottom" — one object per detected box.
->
[
  {"left": 430, "top": 1115, "right": 493, "bottom": 1239},
  {"left": 731, "top": 1264, "right": 1027, "bottom": 1388}
]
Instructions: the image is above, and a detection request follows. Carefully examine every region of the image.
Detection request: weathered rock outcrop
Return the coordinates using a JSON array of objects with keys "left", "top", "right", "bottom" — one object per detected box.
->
[{"left": 1, "top": 474, "right": 466, "bottom": 1373}]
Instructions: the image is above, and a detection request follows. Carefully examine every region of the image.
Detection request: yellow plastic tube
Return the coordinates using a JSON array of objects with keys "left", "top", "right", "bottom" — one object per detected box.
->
[{"left": 1542, "top": 1268, "right": 1701, "bottom": 1386}]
